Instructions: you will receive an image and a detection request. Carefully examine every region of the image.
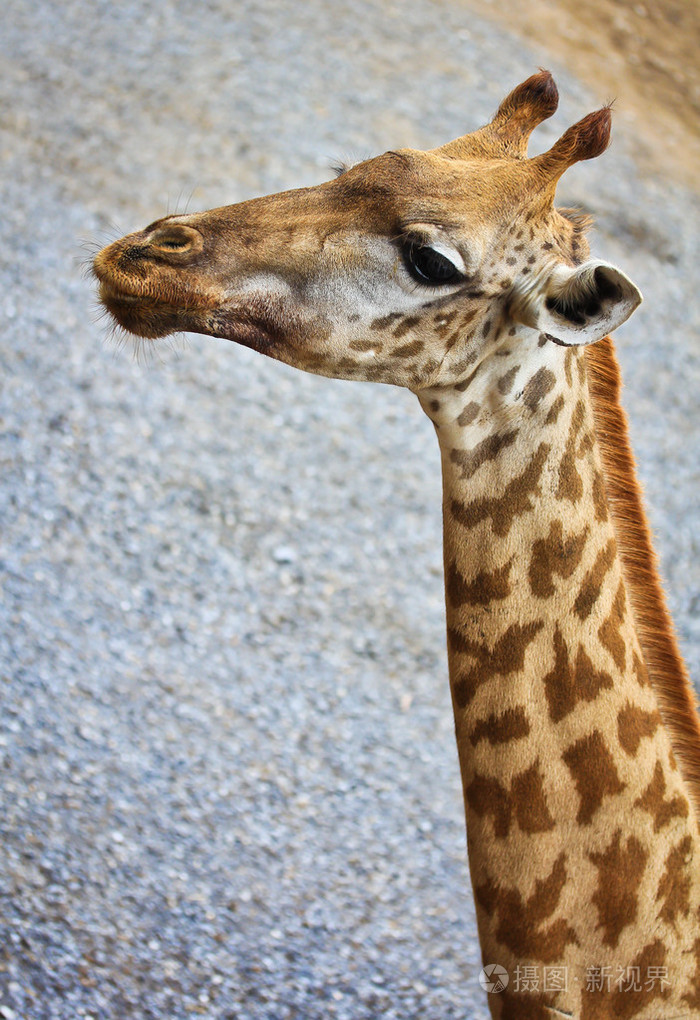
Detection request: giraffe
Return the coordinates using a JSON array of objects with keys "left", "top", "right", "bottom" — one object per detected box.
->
[{"left": 93, "top": 72, "right": 700, "bottom": 1019}]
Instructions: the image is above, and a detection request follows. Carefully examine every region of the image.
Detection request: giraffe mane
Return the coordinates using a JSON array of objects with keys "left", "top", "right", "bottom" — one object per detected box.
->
[{"left": 585, "top": 338, "right": 700, "bottom": 815}]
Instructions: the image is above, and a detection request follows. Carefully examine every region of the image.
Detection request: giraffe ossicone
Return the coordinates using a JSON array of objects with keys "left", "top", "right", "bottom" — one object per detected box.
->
[{"left": 94, "top": 71, "right": 700, "bottom": 1020}]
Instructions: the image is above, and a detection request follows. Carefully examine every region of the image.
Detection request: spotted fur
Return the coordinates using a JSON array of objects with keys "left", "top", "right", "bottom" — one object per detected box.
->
[{"left": 93, "top": 71, "right": 700, "bottom": 1020}]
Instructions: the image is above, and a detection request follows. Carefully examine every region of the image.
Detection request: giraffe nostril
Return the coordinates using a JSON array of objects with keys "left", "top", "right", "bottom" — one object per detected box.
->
[
  {"left": 155, "top": 235, "right": 191, "bottom": 250},
  {"left": 123, "top": 244, "right": 147, "bottom": 261},
  {"left": 148, "top": 224, "right": 202, "bottom": 255}
]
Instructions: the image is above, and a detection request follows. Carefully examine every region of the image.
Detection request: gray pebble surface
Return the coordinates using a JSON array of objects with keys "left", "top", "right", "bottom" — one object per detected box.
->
[{"left": 1, "top": 1, "right": 698, "bottom": 1018}]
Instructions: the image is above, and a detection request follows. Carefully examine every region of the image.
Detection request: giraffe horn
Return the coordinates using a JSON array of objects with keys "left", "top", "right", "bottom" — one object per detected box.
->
[
  {"left": 531, "top": 106, "right": 613, "bottom": 187},
  {"left": 436, "top": 70, "right": 559, "bottom": 160}
]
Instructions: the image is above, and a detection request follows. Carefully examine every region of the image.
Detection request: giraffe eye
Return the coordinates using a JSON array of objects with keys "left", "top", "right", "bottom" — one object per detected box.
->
[{"left": 403, "top": 241, "right": 462, "bottom": 285}]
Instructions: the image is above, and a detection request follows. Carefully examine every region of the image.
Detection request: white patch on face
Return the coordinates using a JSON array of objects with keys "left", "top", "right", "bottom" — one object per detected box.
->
[
  {"left": 311, "top": 234, "right": 424, "bottom": 317},
  {"left": 225, "top": 272, "right": 294, "bottom": 303}
]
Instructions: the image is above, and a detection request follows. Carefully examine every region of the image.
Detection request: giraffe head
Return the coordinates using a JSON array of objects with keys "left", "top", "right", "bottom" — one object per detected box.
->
[{"left": 94, "top": 71, "right": 641, "bottom": 391}]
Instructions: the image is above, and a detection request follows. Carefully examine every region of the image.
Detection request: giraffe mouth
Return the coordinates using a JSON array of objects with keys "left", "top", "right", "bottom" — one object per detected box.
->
[
  {"left": 98, "top": 277, "right": 285, "bottom": 351},
  {"left": 98, "top": 282, "right": 186, "bottom": 339},
  {"left": 98, "top": 280, "right": 143, "bottom": 306}
]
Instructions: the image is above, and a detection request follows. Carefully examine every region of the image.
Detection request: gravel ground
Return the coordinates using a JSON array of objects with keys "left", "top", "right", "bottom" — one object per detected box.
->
[{"left": 1, "top": 2, "right": 698, "bottom": 1018}]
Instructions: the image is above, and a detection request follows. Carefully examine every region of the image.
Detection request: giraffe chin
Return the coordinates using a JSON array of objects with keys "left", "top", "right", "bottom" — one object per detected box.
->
[
  {"left": 99, "top": 285, "right": 184, "bottom": 340},
  {"left": 100, "top": 287, "right": 284, "bottom": 353},
  {"left": 201, "top": 312, "right": 282, "bottom": 355}
]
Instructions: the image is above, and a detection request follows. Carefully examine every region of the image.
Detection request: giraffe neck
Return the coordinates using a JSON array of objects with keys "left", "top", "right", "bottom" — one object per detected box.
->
[{"left": 419, "top": 338, "right": 700, "bottom": 1018}]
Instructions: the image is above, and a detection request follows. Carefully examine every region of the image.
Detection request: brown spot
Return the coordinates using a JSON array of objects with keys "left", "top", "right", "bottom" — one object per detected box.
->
[
  {"left": 529, "top": 519, "right": 589, "bottom": 598},
  {"left": 429, "top": 399, "right": 440, "bottom": 413},
  {"left": 573, "top": 539, "right": 617, "bottom": 620},
  {"left": 393, "top": 338, "right": 425, "bottom": 358},
  {"left": 443, "top": 327, "right": 462, "bottom": 352},
  {"left": 476, "top": 852, "right": 579, "bottom": 963},
  {"left": 453, "top": 364, "right": 481, "bottom": 392},
  {"left": 446, "top": 557, "right": 513, "bottom": 608},
  {"left": 392, "top": 315, "right": 422, "bottom": 339},
  {"left": 450, "top": 429, "right": 519, "bottom": 480},
  {"left": 556, "top": 400, "right": 587, "bottom": 502},
  {"left": 348, "top": 338, "right": 380, "bottom": 352},
  {"left": 617, "top": 704, "right": 662, "bottom": 756},
  {"left": 578, "top": 431, "right": 594, "bottom": 457},
  {"left": 469, "top": 706, "right": 530, "bottom": 746},
  {"left": 523, "top": 368, "right": 556, "bottom": 412},
  {"left": 451, "top": 442, "right": 550, "bottom": 536},
  {"left": 370, "top": 312, "right": 403, "bottom": 330},
  {"left": 496, "top": 365, "right": 519, "bottom": 395},
  {"left": 433, "top": 309, "right": 459, "bottom": 334},
  {"left": 481, "top": 318, "right": 493, "bottom": 338},
  {"left": 466, "top": 766, "right": 556, "bottom": 840},
  {"left": 635, "top": 760, "right": 689, "bottom": 832},
  {"left": 563, "top": 730, "right": 626, "bottom": 825},
  {"left": 589, "top": 830, "right": 648, "bottom": 948},
  {"left": 512, "top": 760, "right": 556, "bottom": 834},
  {"left": 456, "top": 401, "right": 480, "bottom": 427},
  {"left": 564, "top": 349, "right": 574, "bottom": 386},
  {"left": 450, "top": 620, "right": 544, "bottom": 708},
  {"left": 418, "top": 357, "right": 440, "bottom": 380},
  {"left": 611, "top": 941, "right": 669, "bottom": 1018},
  {"left": 631, "top": 651, "right": 649, "bottom": 687},
  {"left": 683, "top": 934, "right": 700, "bottom": 1010},
  {"left": 542, "top": 628, "right": 614, "bottom": 723},
  {"left": 591, "top": 473, "right": 609, "bottom": 522},
  {"left": 598, "top": 580, "right": 627, "bottom": 671},
  {"left": 581, "top": 939, "right": 669, "bottom": 1019},
  {"left": 465, "top": 774, "right": 512, "bottom": 837},
  {"left": 451, "top": 350, "right": 479, "bottom": 375},
  {"left": 656, "top": 835, "right": 692, "bottom": 926},
  {"left": 544, "top": 394, "right": 565, "bottom": 425}
]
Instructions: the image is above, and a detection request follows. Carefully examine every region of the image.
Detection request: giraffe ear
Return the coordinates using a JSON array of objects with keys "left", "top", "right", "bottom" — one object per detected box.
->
[{"left": 512, "top": 260, "right": 642, "bottom": 346}]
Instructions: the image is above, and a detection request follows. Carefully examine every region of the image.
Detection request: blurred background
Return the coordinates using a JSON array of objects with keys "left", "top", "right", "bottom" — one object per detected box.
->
[{"left": 1, "top": 1, "right": 698, "bottom": 1018}]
